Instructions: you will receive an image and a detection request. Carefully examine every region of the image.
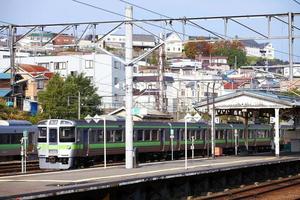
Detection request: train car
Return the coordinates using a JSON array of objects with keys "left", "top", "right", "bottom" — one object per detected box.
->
[
  {"left": 0, "top": 120, "right": 38, "bottom": 161},
  {"left": 37, "top": 118, "right": 277, "bottom": 169}
]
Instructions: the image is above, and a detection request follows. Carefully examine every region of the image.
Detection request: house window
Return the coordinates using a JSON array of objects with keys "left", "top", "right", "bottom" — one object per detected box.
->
[
  {"left": 114, "top": 61, "right": 120, "bottom": 69},
  {"left": 70, "top": 71, "right": 77, "bottom": 76},
  {"left": 85, "top": 60, "right": 93, "bottom": 69},
  {"left": 181, "top": 89, "right": 185, "bottom": 96},
  {"left": 54, "top": 62, "right": 67, "bottom": 70},
  {"left": 114, "top": 77, "right": 119, "bottom": 86},
  {"left": 37, "top": 80, "right": 44, "bottom": 89},
  {"left": 38, "top": 62, "right": 49, "bottom": 69}
]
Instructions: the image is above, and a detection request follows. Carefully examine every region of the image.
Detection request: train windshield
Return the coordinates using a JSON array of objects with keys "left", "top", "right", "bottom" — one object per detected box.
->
[
  {"left": 38, "top": 127, "right": 47, "bottom": 143},
  {"left": 59, "top": 127, "right": 75, "bottom": 142},
  {"left": 49, "top": 129, "right": 58, "bottom": 143}
]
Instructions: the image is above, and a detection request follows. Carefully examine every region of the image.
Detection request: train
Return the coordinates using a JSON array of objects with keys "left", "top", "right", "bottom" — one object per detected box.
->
[
  {"left": 0, "top": 120, "right": 38, "bottom": 161},
  {"left": 36, "top": 118, "right": 285, "bottom": 169}
]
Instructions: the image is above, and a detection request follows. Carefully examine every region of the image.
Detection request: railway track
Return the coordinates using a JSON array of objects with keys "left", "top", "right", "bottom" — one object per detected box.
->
[
  {"left": 0, "top": 160, "right": 42, "bottom": 176},
  {"left": 196, "top": 174, "right": 300, "bottom": 200}
]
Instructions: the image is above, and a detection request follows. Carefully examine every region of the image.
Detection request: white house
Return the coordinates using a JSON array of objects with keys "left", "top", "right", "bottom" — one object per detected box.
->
[
  {"left": 242, "top": 40, "right": 275, "bottom": 59},
  {"left": 0, "top": 53, "right": 125, "bottom": 110},
  {"left": 165, "top": 32, "right": 184, "bottom": 58}
]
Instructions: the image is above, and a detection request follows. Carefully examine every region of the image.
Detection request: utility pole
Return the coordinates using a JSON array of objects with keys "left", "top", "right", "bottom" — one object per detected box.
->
[
  {"left": 9, "top": 25, "right": 16, "bottom": 106},
  {"left": 158, "top": 32, "right": 165, "bottom": 112},
  {"left": 211, "top": 81, "right": 216, "bottom": 159},
  {"left": 125, "top": 6, "right": 133, "bottom": 169},
  {"left": 288, "top": 12, "right": 294, "bottom": 81},
  {"left": 78, "top": 91, "right": 81, "bottom": 120}
]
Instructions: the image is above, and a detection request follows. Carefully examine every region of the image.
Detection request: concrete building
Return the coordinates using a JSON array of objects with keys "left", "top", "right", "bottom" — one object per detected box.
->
[
  {"left": 91, "top": 34, "right": 156, "bottom": 50},
  {"left": 133, "top": 65, "right": 224, "bottom": 120},
  {"left": 0, "top": 53, "right": 125, "bottom": 111}
]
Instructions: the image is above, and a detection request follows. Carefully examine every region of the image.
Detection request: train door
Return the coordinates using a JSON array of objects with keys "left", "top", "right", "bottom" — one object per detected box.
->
[
  {"left": 176, "top": 129, "right": 180, "bottom": 150},
  {"left": 160, "top": 129, "right": 165, "bottom": 151},
  {"left": 49, "top": 128, "right": 58, "bottom": 144},
  {"left": 82, "top": 129, "right": 89, "bottom": 156}
]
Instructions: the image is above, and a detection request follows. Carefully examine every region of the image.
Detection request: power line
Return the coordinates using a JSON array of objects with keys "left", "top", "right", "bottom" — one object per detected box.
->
[
  {"left": 292, "top": 0, "right": 300, "bottom": 5},
  {"left": 72, "top": 0, "right": 187, "bottom": 38},
  {"left": 118, "top": 0, "right": 228, "bottom": 39}
]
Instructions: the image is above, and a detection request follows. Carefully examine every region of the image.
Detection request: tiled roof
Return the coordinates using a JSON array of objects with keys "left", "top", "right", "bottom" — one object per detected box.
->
[
  {"left": 18, "top": 64, "right": 53, "bottom": 79},
  {"left": 133, "top": 76, "right": 174, "bottom": 83},
  {"left": 241, "top": 40, "right": 269, "bottom": 49},
  {"left": 133, "top": 34, "right": 155, "bottom": 42}
]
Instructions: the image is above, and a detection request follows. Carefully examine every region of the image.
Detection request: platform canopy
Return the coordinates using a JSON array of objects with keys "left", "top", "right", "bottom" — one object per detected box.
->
[
  {"left": 194, "top": 90, "right": 300, "bottom": 113},
  {"left": 193, "top": 90, "right": 300, "bottom": 157}
]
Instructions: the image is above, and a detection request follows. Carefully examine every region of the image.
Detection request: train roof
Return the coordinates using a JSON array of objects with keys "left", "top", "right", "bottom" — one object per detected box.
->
[{"left": 0, "top": 120, "right": 32, "bottom": 126}]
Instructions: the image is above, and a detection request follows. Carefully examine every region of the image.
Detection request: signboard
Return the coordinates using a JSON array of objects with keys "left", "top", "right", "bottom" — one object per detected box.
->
[{"left": 170, "top": 129, "right": 174, "bottom": 139}]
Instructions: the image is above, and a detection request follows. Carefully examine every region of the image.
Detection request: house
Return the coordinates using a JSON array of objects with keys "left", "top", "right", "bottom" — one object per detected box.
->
[
  {"left": 3, "top": 64, "right": 53, "bottom": 101},
  {"left": 0, "top": 53, "right": 125, "bottom": 111},
  {"left": 52, "top": 34, "right": 75, "bottom": 46},
  {"left": 16, "top": 32, "right": 54, "bottom": 51},
  {"left": 241, "top": 40, "right": 275, "bottom": 59},
  {"left": 165, "top": 32, "right": 183, "bottom": 58},
  {"left": 91, "top": 34, "right": 156, "bottom": 50},
  {"left": 196, "top": 55, "right": 229, "bottom": 70}
]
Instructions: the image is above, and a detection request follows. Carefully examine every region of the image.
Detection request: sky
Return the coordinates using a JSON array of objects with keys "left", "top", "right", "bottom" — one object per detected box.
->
[{"left": 1, "top": 0, "right": 300, "bottom": 62}]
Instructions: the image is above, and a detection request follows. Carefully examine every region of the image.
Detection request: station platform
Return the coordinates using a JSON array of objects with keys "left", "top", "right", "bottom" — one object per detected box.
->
[{"left": 1, "top": 154, "right": 300, "bottom": 199}]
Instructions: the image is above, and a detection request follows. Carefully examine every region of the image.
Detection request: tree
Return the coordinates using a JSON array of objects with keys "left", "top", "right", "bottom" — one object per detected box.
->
[
  {"left": 211, "top": 41, "right": 246, "bottom": 68},
  {"left": 38, "top": 73, "right": 102, "bottom": 119},
  {"left": 184, "top": 40, "right": 212, "bottom": 59}
]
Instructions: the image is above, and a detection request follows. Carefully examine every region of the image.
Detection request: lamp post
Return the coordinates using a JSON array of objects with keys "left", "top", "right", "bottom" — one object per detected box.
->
[
  {"left": 85, "top": 114, "right": 107, "bottom": 168},
  {"left": 168, "top": 123, "right": 174, "bottom": 161},
  {"left": 184, "top": 113, "right": 201, "bottom": 169},
  {"left": 229, "top": 124, "right": 238, "bottom": 156}
]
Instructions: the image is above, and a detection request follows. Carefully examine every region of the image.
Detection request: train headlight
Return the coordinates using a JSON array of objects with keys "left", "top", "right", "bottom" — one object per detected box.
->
[{"left": 67, "top": 145, "right": 71, "bottom": 150}]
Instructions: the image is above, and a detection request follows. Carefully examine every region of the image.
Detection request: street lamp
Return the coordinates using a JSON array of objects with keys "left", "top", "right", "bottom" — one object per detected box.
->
[
  {"left": 229, "top": 124, "right": 238, "bottom": 156},
  {"left": 85, "top": 114, "right": 107, "bottom": 168},
  {"left": 184, "top": 113, "right": 201, "bottom": 169},
  {"left": 168, "top": 123, "right": 174, "bottom": 161}
]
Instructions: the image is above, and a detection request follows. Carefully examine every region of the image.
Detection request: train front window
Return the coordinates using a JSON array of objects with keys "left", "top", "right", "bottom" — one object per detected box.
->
[
  {"left": 59, "top": 127, "right": 75, "bottom": 142},
  {"left": 49, "top": 129, "right": 58, "bottom": 143},
  {"left": 38, "top": 127, "right": 47, "bottom": 142}
]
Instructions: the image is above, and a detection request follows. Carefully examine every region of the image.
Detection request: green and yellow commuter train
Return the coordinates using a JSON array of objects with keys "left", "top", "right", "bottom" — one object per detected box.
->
[{"left": 37, "top": 118, "right": 279, "bottom": 169}]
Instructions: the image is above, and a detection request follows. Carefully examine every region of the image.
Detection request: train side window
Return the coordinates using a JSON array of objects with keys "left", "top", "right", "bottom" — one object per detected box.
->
[
  {"left": 106, "top": 130, "right": 113, "bottom": 142},
  {"left": 0, "top": 134, "right": 10, "bottom": 144},
  {"left": 38, "top": 127, "right": 47, "bottom": 142},
  {"left": 115, "top": 130, "right": 122, "bottom": 142},
  {"left": 176, "top": 129, "right": 180, "bottom": 140},
  {"left": 133, "top": 130, "right": 137, "bottom": 141},
  {"left": 59, "top": 127, "right": 75, "bottom": 142},
  {"left": 144, "top": 130, "right": 151, "bottom": 141},
  {"left": 137, "top": 130, "right": 143, "bottom": 141},
  {"left": 239, "top": 130, "right": 244, "bottom": 139},
  {"left": 98, "top": 130, "right": 103, "bottom": 142},
  {"left": 89, "top": 129, "right": 99, "bottom": 143},
  {"left": 11, "top": 134, "right": 22, "bottom": 144},
  {"left": 180, "top": 129, "right": 184, "bottom": 141},
  {"left": 151, "top": 130, "right": 158, "bottom": 141},
  {"left": 257, "top": 130, "right": 263, "bottom": 138}
]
